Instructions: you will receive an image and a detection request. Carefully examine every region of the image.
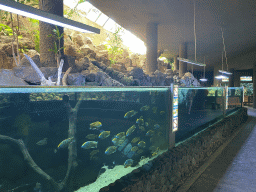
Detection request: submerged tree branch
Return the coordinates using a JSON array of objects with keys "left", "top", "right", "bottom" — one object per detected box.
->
[{"left": 0, "top": 135, "right": 61, "bottom": 191}]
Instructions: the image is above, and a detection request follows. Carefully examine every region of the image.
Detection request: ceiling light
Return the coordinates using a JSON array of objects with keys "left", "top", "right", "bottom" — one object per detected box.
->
[
  {"left": 177, "top": 57, "right": 206, "bottom": 67},
  {"left": 0, "top": 0, "right": 100, "bottom": 34},
  {"left": 215, "top": 75, "right": 228, "bottom": 79},
  {"left": 200, "top": 78, "right": 208, "bottom": 82},
  {"left": 218, "top": 70, "right": 232, "bottom": 75}
]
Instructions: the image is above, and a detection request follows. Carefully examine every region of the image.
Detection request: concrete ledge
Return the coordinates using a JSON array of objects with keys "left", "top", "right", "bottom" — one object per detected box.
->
[{"left": 108, "top": 108, "right": 248, "bottom": 192}]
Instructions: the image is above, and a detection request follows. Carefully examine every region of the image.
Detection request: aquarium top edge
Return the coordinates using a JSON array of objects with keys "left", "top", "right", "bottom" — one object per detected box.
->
[
  {"left": 179, "top": 86, "right": 243, "bottom": 90},
  {"left": 0, "top": 86, "right": 171, "bottom": 93}
]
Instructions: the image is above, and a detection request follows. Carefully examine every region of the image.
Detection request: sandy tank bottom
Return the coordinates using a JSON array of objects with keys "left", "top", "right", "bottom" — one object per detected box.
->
[{"left": 75, "top": 149, "right": 167, "bottom": 192}]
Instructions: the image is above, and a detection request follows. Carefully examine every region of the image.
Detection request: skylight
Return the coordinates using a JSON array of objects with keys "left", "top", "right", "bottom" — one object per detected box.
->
[{"left": 63, "top": 0, "right": 146, "bottom": 54}]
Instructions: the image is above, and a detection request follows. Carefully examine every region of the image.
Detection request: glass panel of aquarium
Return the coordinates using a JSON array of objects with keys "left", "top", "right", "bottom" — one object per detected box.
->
[
  {"left": 176, "top": 87, "right": 224, "bottom": 143},
  {"left": 226, "top": 87, "right": 243, "bottom": 115},
  {"left": 0, "top": 86, "right": 171, "bottom": 192}
]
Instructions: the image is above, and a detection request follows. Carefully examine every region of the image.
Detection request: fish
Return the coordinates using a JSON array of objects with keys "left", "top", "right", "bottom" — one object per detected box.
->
[
  {"left": 152, "top": 147, "right": 160, "bottom": 156},
  {"left": 112, "top": 137, "right": 119, "bottom": 145},
  {"left": 152, "top": 107, "right": 157, "bottom": 114},
  {"left": 145, "top": 122, "right": 149, "bottom": 127},
  {"left": 154, "top": 124, "right": 160, "bottom": 129},
  {"left": 136, "top": 116, "right": 144, "bottom": 126},
  {"left": 86, "top": 134, "right": 98, "bottom": 140},
  {"left": 126, "top": 125, "right": 136, "bottom": 136},
  {"left": 90, "top": 156, "right": 99, "bottom": 161},
  {"left": 57, "top": 137, "right": 74, "bottom": 149},
  {"left": 124, "top": 110, "right": 138, "bottom": 118},
  {"left": 131, "top": 137, "right": 140, "bottom": 144},
  {"left": 99, "top": 131, "right": 110, "bottom": 139},
  {"left": 131, "top": 146, "right": 139, "bottom": 152},
  {"left": 137, "top": 149, "right": 144, "bottom": 154},
  {"left": 138, "top": 141, "right": 146, "bottom": 148},
  {"left": 139, "top": 126, "right": 145, "bottom": 131},
  {"left": 116, "top": 137, "right": 126, "bottom": 146},
  {"left": 105, "top": 146, "right": 117, "bottom": 155},
  {"left": 149, "top": 146, "right": 158, "bottom": 151},
  {"left": 124, "top": 159, "right": 133, "bottom": 168},
  {"left": 146, "top": 130, "right": 155, "bottom": 137},
  {"left": 90, "top": 121, "right": 102, "bottom": 130},
  {"left": 36, "top": 138, "right": 47, "bottom": 146},
  {"left": 90, "top": 149, "right": 99, "bottom": 159},
  {"left": 81, "top": 141, "right": 98, "bottom": 149},
  {"left": 160, "top": 111, "right": 165, "bottom": 115},
  {"left": 140, "top": 105, "right": 150, "bottom": 111},
  {"left": 115, "top": 132, "right": 125, "bottom": 139}
]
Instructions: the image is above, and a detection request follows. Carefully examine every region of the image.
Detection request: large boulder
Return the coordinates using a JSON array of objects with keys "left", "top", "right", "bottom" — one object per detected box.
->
[
  {"left": 73, "top": 33, "right": 85, "bottom": 47},
  {"left": 67, "top": 73, "right": 85, "bottom": 85},
  {"left": 128, "top": 67, "right": 144, "bottom": 80},
  {"left": 20, "top": 55, "right": 41, "bottom": 67},
  {"left": 0, "top": 49, "right": 11, "bottom": 69},
  {"left": 0, "top": 69, "right": 28, "bottom": 85},
  {"left": 13, "top": 66, "right": 57, "bottom": 84}
]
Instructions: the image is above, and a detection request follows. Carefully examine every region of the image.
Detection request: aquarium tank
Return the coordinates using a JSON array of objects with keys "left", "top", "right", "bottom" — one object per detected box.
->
[
  {"left": 0, "top": 86, "right": 172, "bottom": 192},
  {"left": 176, "top": 87, "right": 243, "bottom": 143}
]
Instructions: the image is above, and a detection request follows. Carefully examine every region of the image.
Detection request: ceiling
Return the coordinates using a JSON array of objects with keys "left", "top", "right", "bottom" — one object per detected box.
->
[{"left": 88, "top": 0, "right": 256, "bottom": 71}]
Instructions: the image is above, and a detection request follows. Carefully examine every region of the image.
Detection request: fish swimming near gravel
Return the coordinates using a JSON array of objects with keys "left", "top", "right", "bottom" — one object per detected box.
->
[
  {"left": 57, "top": 137, "right": 74, "bottom": 149},
  {"left": 81, "top": 141, "right": 98, "bottom": 149},
  {"left": 124, "top": 159, "right": 133, "bottom": 168},
  {"left": 136, "top": 116, "right": 144, "bottom": 126},
  {"left": 140, "top": 105, "right": 150, "bottom": 111},
  {"left": 124, "top": 110, "right": 138, "bottom": 118},
  {"left": 138, "top": 141, "right": 146, "bottom": 148},
  {"left": 86, "top": 134, "right": 98, "bottom": 140},
  {"left": 105, "top": 146, "right": 117, "bottom": 155},
  {"left": 146, "top": 130, "right": 155, "bottom": 137},
  {"left": 154, "top": 124, "right": 160, "bottom": 129},
  {"left": 90, "top": 121, "right": 102, "bottom": 130},
  {"left": 126, "top": 125, "right": 136, "bottom": 136},
  {"left": 36, "top": 138, "right": 47, "bottom": 146},
  {"left": 99, "top": 131, "right": 110, "bottom": 139}
]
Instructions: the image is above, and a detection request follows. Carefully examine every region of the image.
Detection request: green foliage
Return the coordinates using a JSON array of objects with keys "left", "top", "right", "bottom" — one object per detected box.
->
[
  {"left": 159, "top": 56, "right": 175, "bottom": 70},
  {"left": 15, "top": 0, "right": 39, "bottom": 6},
  {"left": 0, "top": 24, "right": 23, "bottom": 39},
  {"left": 34, "top": 30, "right": 40, "bottom": 52},
  {"left": 105, "top": 27, "right": 125, "bottom": 65},
  {"left": 48, "top": 26, "right": 64, "bottom": 55},
  {"left": 65, "top": 0, "right": 87, "bottom": 19},
  {"left": 19, "top": 45, "right": 29, "bottom": 53}
]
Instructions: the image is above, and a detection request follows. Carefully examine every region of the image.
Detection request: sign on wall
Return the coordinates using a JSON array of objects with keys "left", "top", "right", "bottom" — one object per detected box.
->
[
  {"left": 172, "top": 85, "right": 178, "bottom": 132},
  {"left": 225, "top": 86, "right": 228, "bottom": 110}
]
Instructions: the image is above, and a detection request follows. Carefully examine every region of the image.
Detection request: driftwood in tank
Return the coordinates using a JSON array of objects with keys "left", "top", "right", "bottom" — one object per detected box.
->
[{"left": 0, "top": 93, "right": 86, "bottom": 191}]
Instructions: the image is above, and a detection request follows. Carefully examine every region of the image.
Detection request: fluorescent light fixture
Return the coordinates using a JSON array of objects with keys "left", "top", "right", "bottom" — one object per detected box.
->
[
  {"left": 240, "top": 76, "right": 252, "bottom": 82},
  {"left": 177, "top": 57, "right": 206, "bottom": 66},
  {"left": 219, "top": 70, "right": 232, "bottom": 75},
  {"left": 215, "top": 75, "right": 228, "bottom": 79},
  {"left": 200, "top": 78, "right": 208, "bottom": 82},
  {"left": 0, "top": 0, "right": 100, "bottom": 34}
]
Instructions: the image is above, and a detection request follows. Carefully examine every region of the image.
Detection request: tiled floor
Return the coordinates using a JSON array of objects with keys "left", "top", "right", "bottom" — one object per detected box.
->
[{"left": 187, "top": 107, "right": 256, "bottom": 192}]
